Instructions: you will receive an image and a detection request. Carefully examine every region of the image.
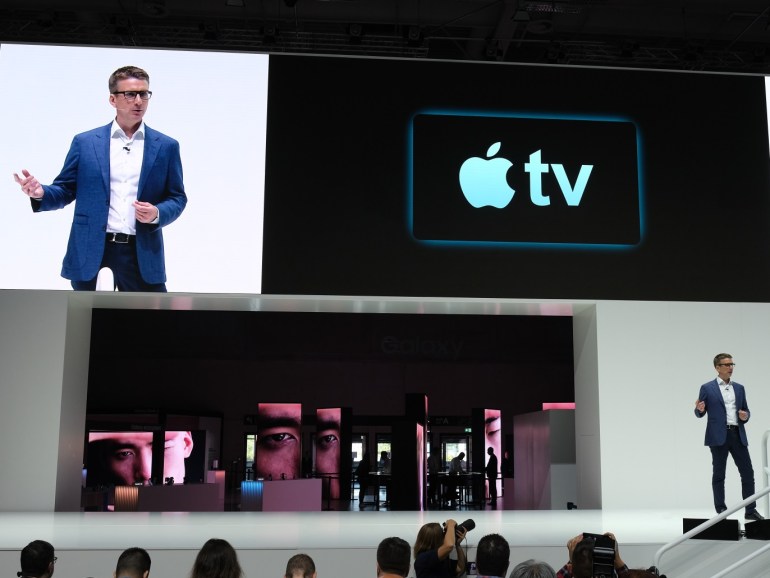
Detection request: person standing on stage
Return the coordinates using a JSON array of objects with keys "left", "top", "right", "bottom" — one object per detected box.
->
[
  {"left": 485, "top": 446, "right": 498, "bottom": 508},
  {"left": 694, "top": 353, "right": 764, "bottom": 520},
  {"left": 14, "top": 65, "right": 186, "bottom": 292}
]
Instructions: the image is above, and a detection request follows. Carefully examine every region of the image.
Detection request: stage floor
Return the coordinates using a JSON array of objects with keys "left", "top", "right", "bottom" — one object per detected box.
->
[{"left": 1, "top": 508, "right": 768, "bottom": 578}]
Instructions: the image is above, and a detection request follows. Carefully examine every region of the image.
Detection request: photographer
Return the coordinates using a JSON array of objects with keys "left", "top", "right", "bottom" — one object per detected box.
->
[
  {"left": 413, "top": 519, "right": 468, "bottom": 578},
  {"left": 556, "top": 533, "right": 629, "bottom": 578}
]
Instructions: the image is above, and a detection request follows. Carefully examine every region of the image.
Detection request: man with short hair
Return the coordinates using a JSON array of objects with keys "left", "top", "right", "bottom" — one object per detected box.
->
[
  {"left": 114, "top": 547, "right": 151, "bottom": 578},
  {"left": 475, "top": 533, "right": 509, "bottom": 578},
  {"left": 18, "top": 540, "right": 56, "bottom": 578},
  {"left": 14, "top": 65, "right": 187, "bottom": 292},
  {"left": 376, "top": 537, "right": 411, "bottom": 578},
  {"left": 285, "top": 553, "right": 316, "bottom": 578},
  {"left": 694, "top": 353, "right": 764, "bottom": 520}
]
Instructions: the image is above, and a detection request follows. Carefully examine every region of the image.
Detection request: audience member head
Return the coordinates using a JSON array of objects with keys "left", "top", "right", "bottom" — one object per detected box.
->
[
  {"left": 190, "top": 539, "right": 243, "bottom": 578},
  {"left": 570, "top": 538, "right": 595, "bottom": 578},
  {"left": 284, "top": 554, "right": 316, "bottom": 578},
  {"left": 376, "top": 537, "right": 411, "bottom": 577},
  {"left": 413, "top": 523, "right": 444, "bottom": 557},
  {"left": 509, "top": 559, "right": 556, "bottom": 578},
  {"left": 476, "top": 534, "right": 510, "bottom": 578},
  {"left": 18, "top": 540, "right": 55, "bottom": 578},
  {"left": 115, "top": 547, "right": 151, "bottom": 578}
]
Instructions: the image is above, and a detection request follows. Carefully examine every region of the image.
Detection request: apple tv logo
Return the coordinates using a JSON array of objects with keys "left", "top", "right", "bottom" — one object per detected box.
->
[
  {"left": 410, "top": 111, "right": 642, "bottom": 247},
  {"left": 459, "top": 143, "right": 594, "bottom": 209},
  {"left": 459, "top": 142, "right": 515, "bottom": 208}
]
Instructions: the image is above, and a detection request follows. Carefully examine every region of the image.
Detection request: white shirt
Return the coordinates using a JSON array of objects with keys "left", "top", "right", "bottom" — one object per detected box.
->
[
  {"left": 108, "top": 120, "right": 145, "bottom": 235},
  {"left": 718, "top": 378, "right": 738, "bottom": 426}
]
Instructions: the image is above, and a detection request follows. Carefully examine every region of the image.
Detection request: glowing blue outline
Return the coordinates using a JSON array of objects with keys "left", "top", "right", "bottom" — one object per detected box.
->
[{"left": 406, "top": 108, "right": 646, "bottom": 252}]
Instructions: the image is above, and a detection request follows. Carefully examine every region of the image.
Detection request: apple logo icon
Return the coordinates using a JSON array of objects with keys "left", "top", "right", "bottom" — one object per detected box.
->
[{"left": 459, "top": 142, "right": 515, "bottom": 208}]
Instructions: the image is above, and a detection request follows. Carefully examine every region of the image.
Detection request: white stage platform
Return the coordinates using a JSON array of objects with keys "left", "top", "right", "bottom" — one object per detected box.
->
[{"left": 1, "top": 509, "right": 769, "bottom": 578}]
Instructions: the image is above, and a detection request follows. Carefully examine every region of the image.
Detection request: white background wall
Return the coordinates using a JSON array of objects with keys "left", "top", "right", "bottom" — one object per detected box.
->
[{"left": 594, "top": 300, "right": 770, "bottom": 513}]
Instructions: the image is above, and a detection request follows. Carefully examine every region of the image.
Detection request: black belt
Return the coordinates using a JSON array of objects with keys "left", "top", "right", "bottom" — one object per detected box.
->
[
  {"left": 727, "top": 425, "right": 740, "bottom": 431},
  {"left": 106, "top": 232, "right": 135, "bottom": 244}
]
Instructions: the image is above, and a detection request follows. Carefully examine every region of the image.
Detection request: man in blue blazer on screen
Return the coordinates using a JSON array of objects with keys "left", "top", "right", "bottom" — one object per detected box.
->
[
  {"left": 695, "top": 353, "right": 764, "bottom": 520},
  {"left": 14, "top": 65, "right": 186, "bottom": 292}
]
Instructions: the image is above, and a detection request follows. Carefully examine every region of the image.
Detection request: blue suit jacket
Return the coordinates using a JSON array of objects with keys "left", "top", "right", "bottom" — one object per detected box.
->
[
  {"left": 694, "top": 378, "right": 751, "bottom": 447},
  {"left": 32, "top": 123, "right": 187, "bottom": 284}
]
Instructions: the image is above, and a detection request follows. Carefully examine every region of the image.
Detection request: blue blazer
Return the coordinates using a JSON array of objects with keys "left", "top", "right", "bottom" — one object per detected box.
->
[
  {"left": 32, "top": 123, "right": 187, "bottom": 284},
  {"left": 694, "top": 378, "right": 751, "bottom": 447}
]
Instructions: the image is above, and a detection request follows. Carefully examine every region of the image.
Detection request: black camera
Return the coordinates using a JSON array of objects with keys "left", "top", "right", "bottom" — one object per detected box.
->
[
  {"left": 443, "top": 519, "right": 475, "bottom": 535},
  {"left": 579, "top": 533, "right": 615, "bottom": 578}
]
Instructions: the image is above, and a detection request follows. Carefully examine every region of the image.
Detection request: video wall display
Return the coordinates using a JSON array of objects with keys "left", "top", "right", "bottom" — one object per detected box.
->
[
  {"left": 484, "top": 408, "right": 502, "bottom": 500},
  {"left": 256, "top": 403, "right": 301, "bottom": 481},
  {"left": 416, "top": 423, "right": 425, "bottom": 509},
  {"left": 86, "top": 430, "right": 205, "bottom": 487},
  {"left": 261, "top": 55, "right": 770, "bottom": 302},
  {"left": 315, "top": 407, "right": 342, "bottom": 499},
  {"left": 0, "top": 43, "right": 268, "bottom": 293},
  {"left": 4, "top": 42, "right": 770, "bottom": 301}
]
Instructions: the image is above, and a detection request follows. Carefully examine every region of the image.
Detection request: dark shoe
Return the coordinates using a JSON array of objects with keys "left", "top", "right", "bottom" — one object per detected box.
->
[
  {"left": 716, "top": 508, "right": 727, "bottom": 514},
  {"left": 745, "top": 510, "right": 765, "bottom": 521}
]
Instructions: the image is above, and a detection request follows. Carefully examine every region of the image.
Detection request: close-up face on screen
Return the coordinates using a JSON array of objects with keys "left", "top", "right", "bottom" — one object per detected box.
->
[
  {"left": 484, "top": 408, "right": 501, "bottom": 456},
  {"left": 315, "top": 407, "right": 342, "bottom": 499},
  {"left": 0, "top": 43, "right": 268, "bottom": 293},
  {"left": 87, "top": 430, "right": 193, "bottom": 486},
  {"left": 256, "top": 403, "right": 302, "bottom": 480}
]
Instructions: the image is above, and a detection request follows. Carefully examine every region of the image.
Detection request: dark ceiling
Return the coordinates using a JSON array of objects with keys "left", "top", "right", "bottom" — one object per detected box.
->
[{"left": 3, "top": 1, "right": 770, "bottom": 73}]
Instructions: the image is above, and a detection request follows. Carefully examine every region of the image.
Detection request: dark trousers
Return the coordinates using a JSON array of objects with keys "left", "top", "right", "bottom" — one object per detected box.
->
[
  {"left": 488, "top": 475, "right": 498, "bottom": 502},
  {"left": 428, "top": 474, "right": 439, "bottom": 505},
  {"left": 71, "top": 240, "right": 166, "bottom": 292},
  {"left": 710, "top": 429, "right": 756, "bottom": 514}
]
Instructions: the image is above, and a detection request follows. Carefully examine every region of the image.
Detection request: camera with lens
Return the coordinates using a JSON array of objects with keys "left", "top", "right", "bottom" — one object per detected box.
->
[
  {"left": 578, "top": 533, "right": 615, "bottom": 578},
  {"left": 443, "top": 519, "right": 475, "bottom": 536}
]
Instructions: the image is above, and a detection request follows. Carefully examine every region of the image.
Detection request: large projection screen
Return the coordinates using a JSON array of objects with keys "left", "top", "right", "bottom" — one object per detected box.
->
[{"left": 0, "top": 43, "right": 267, "bottom": 293}]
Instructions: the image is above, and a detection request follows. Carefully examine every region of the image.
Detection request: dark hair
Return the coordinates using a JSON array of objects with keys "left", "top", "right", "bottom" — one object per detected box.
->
[
  {"left": 476, "top": 534, "right": 510, "bottom": 578},
  {"left": 713, "top": 353, "right": 733, "bottom": 367},
  {"left": 109, "top": 66, "right": 150, "bottom": 93},
  {"left": 190, "top": 539, "right": 243, "bottom": 578},
  {"left": 285, "top": 554, "right": 315, "bottom": 578},
  {"left": 19, "top": 540, "right": 54, "bottom": 578},
  {"left": 116, "top": 547, "right": 151, "bottom": 578},
  {"left": 570, "top": 539, "right": 594, "bottom": 578},
  {"left": 377, "top": 537, "right": 411, "bottom": 577}
]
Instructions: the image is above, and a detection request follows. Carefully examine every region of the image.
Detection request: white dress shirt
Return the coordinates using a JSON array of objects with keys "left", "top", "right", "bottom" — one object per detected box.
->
[
  {"left": 108, "top": 120, "right": 145, "bottom": 235},
  {"left": 718, "top": 378, "right": 738, "bottom": 426}
]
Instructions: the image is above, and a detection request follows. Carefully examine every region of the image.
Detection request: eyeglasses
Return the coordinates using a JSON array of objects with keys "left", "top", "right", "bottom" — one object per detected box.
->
[
  {"left": 52, "top": 557, "right": 58, "bottom": 565},
  {"left": 717, "top": 363, "right": 736, "bottom": 367},
  {"left": 112, "top": 90, "right": 153, "bottom": 101}
]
